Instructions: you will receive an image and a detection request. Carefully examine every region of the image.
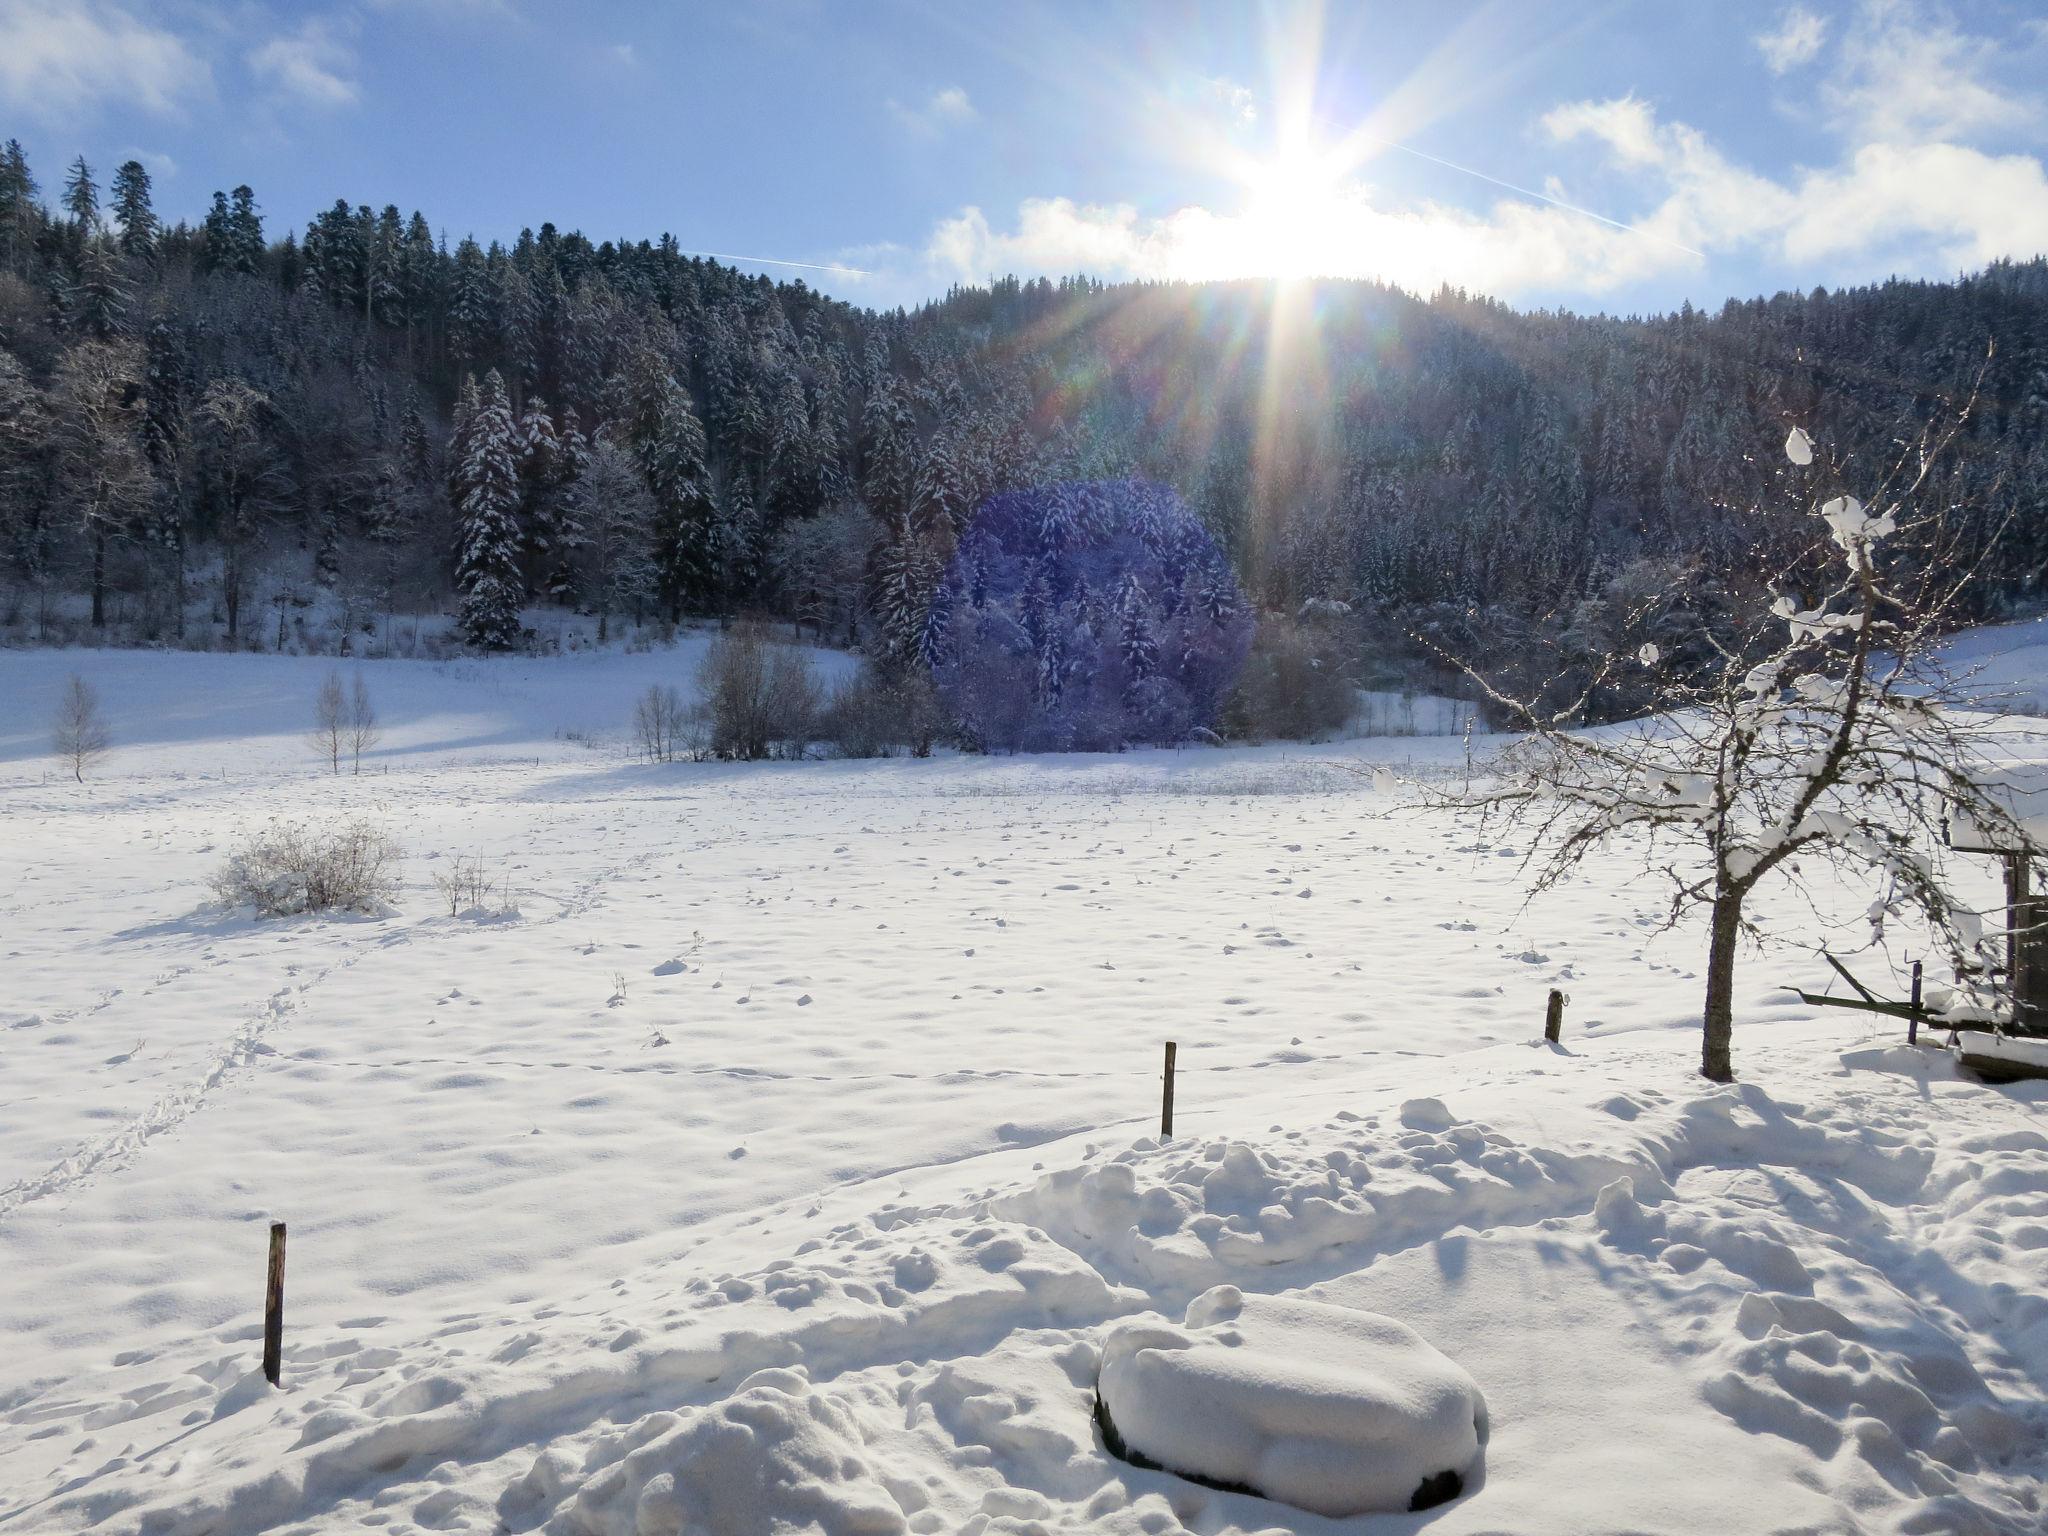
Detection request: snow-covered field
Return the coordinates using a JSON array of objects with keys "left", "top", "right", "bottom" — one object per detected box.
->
[{"left": 3, "top": 643, "right": 2046, "bottom": 1535}]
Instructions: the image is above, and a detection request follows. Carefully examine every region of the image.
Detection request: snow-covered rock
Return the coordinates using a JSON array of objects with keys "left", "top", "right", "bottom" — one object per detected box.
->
[{"left": 1096, "top": 1285, "right": 1486, "bottom": 1516}]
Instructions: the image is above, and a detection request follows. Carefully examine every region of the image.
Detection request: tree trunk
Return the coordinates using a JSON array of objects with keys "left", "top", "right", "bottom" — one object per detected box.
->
[
  {"left": 91, "top": 526, "right": 106, "bottom": 628},
  {"left": 1702, "top": 886, "right": 1742, "bottom": 1083}
]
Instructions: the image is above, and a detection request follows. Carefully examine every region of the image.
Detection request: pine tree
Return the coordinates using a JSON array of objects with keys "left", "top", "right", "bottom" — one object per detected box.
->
[
  {"left": 1118, "top": 572, "right": 1157, "bottom": 689},
  {"left": 874, "top": 510, "right": 934, "bottom": 669},
  {"left": 642, "top": 378, "right": 717, "bottom": 621},
  {"left": 110, "top": 161, "right": 156, "bottom": 261},
  {"left": 63, "top": 156, "right": 97, "bottom": 229},
  {"left": 452, "top": 370, "right": 523, "bottom": 649},
  {"left": 71, "top": 240, "right": 127, "bottom": 339},
  {"left": 0, "top": 140, "right": 38, "bottom": 275}
]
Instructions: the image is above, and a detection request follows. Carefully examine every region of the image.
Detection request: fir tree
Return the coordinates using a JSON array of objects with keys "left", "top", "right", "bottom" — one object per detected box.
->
[
  {"left": 110, "top": 161, "right": 156, "bottom": 261},
  {"left": 62, "top": 156, "right": 97, "bottom": 229},
  {"left": 452, "top": 370, "right": 523, "bottom": 649},
  {"left": 642, "top": 378, "right": 717, "bottom": 621}
]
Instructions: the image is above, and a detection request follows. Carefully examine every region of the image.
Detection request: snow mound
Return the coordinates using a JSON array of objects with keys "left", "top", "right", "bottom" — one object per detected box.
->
[
  {"left": 1095, "top": 1285, "right": 1486, "bottom": 1517},
  {"left": 534, "top": 1366, "right": 906, "bottom": 1536}
]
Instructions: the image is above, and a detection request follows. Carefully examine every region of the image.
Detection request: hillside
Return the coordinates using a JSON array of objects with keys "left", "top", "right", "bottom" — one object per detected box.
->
[{"left": 3, "top": 143, "right": 2045, "bottom": 726}]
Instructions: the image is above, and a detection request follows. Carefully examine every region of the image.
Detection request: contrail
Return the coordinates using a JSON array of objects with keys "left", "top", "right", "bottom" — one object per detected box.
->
[
  {"left": 680, "top": 248, "right": 872, "bottom": 278},
  {"left": 1373, "top": 136, "right": 1705, "bottom": 259}
]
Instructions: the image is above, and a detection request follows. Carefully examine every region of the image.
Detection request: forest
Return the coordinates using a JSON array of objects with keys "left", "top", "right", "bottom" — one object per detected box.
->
[{"left": 1, "top": 142, "right": 2044, "bottom": 730}]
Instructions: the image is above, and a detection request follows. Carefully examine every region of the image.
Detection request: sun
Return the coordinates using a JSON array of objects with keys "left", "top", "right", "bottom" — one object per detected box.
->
[{"left": 1236, "top": 141, "right": 1354, "bottom": 282}]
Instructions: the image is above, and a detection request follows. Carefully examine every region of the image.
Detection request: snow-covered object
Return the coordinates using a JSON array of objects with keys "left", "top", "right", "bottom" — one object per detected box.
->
[
  {"left": 1638, "top": 642, "right": 1661, "bottom": 666},
  {"left": 1820, "top": 494, "right": 1895, "bottom": 554},
  {"left": 1784, "top": 426, "right": 1814, "bottom": 466},
  {"left": 1952, "top": 1029, "right": 2048, "bottom": 1071},
  {"left": 1096, "top": 1286, "right": 1486, "bottom": 1516}
]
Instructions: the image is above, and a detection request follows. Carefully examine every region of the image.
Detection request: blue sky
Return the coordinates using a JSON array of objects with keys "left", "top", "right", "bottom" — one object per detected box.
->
[{"left": 3, "top": 0, "right": 2045, "bottom": 314}]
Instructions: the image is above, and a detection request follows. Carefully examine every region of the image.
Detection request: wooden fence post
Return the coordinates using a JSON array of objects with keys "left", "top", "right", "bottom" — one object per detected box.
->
[
  {"left": 1544, "top": 989, "right": 1565, "bottom": 1044},
  {"left": 1161, "top": 1041, "right": 1177, "bottom": 1139},
  {"left": 263, "top": 1221, "right": 287, "bottom": 1387},
  {"left": 1908, "top": 960, "right": 1923, "bottom": 1046}
]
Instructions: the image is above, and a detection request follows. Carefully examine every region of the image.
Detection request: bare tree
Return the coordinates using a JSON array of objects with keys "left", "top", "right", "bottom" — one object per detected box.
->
[
  {"left": 51, "top": 340, "right": 151, "bottom": 629},
  {"left": 634, "top": 683, "right": 688, "bottom": 763},
  {"left": 51, "top": 672, "right": 110, "bottom": 781},
  {"left": 1438, "top": 419, "right": 2033, "bottom": 1082},
  {"left": 195, "top": 378, "right": 286, "bottom": 643},
  {"left": 572, "top": 438, "right": 654, "bottom": 645},
  {"left": 311, "top": 670, "right": 345, "bottom": 772},
  {"left": 345, "top": 673, "right": 380, "bottom": 774}
]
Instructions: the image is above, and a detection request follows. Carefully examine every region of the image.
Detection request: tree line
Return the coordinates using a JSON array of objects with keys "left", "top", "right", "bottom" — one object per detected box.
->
[{"left": 1, "top": 140, "right": 2043, "bottom": 724}]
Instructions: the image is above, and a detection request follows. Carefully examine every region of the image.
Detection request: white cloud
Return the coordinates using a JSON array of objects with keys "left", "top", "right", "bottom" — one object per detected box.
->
[
  {"left": 889, "top": 85, "right": 976, "bottom": 137},
  {"left": 923, "top": 188, "right": 1702, "bottom": 301},
  {"left": 1756, "top": 6, "right": 1827, "bottom": 73},
  {"left": 1824, "top": 1, "right": 2030, "bottom": 143},
  {"left": 248, "top": 18, "right": 358, "bottom": 109},
  {"left": 0, "top": 0, "right": 208, "bottom": 119}
]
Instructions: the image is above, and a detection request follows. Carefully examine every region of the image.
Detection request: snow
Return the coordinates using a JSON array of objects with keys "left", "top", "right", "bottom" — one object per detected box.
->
[
  {"left": 1953, "top": 1029, "right": 2048, "bottom": 1069},
  {"left": 1096, "top": 1287, "right": 1485, "bottom": 1515},
  {"left": 3, "top": 642, "right": 2046, "bottom": 1535}
]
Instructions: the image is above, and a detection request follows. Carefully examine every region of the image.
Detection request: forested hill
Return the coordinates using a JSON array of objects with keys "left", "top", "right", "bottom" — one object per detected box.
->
[{"left": 2, "top": 144, "right": 2044, "bottom": 706}]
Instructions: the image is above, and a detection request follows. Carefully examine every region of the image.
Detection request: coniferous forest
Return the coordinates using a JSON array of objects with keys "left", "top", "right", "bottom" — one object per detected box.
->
[{"left": 2, "top": 142, "right": 2045, "bottom": 728}]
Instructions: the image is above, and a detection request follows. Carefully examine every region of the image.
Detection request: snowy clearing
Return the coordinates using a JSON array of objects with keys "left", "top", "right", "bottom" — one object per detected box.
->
[{"left": 2, "top": 645, "right": 2045, "bottom": 1535}]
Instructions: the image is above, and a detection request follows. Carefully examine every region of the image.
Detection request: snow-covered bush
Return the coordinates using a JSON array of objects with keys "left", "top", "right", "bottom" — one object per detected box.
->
[
  {"left": 931, "top": 481, "right": 1253, "bottom": 752},
  {"left": 208, "top": 817, "right": 401, "bottom": 917},
  {"left": 1447, "top": 418, "right": 2037, "bottom": 1081}
]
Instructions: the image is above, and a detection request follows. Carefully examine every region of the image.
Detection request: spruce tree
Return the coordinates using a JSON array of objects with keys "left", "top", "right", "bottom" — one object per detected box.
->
[
  {"left": 63, "top": 156, "right": 97, "bottom": 229},
  {"left": 110, "top": 161, "right": 156, "bottom": 261},
  {"left": 642, "top": 378, "right": 717, "bottom": 622},
  {"left": 452, "top": 370, "right": 523, "bottom": 649}
]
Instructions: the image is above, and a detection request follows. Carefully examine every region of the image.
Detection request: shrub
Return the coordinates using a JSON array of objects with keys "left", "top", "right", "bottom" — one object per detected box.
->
[
  {"left": 697, "top": 622, "right": 821, "bottom": 760},
  {"left": 209, "top": 817, "right": 401, "bottom": 917},
  {"left": 634, "top": 683, "right": 689, "bottom": 762},
  {"left": 431, "top": 854, "right": 518, "bottom": 919},
  {"left": 1221, "top": 615, "right": 1358, "bottom": 743},
  {"left": 821, "top": 666, "right": 949, "bottom": 758}
]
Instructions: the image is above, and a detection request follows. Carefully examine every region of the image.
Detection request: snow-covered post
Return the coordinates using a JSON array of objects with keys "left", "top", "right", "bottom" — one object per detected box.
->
[
  {"left": 1544, "top": 989, "right": 1564, "bottom": 1044},
  {"left": 1434, "top": 414, "right": 2035, "bottom": 1082}
]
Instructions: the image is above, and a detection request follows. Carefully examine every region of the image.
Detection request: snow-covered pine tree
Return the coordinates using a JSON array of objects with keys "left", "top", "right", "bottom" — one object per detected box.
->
[
  {"left": 1118, "top": 572, "right": 1157, "bottom": 690},
  {"left": 643, "top": 378, "right": 718, "bottom": 622},
  {"left": 452, "top": 370, "right": 523, "bottom": 649},
  {"left": 515, "top": 396, "right": 564, "bottom": 594},
  {"left": 873, "top": 509, "right": 934, "bottom": 670}
]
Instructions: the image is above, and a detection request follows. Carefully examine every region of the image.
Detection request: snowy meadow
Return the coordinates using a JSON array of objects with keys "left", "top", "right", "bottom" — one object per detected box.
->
[{"left": 3, "top": 636, "right": 2048, "bottom": 1534}]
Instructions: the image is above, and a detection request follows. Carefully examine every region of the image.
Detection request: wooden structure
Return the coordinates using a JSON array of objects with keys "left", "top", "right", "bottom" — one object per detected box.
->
[{"left": 1793, "top": 819, "right": 2048, "bottom": 1081}]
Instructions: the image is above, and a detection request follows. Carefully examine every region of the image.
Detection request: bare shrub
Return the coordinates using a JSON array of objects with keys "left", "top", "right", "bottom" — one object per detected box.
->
[
  {"left": 1221, "top": 615, "right": 1357, "bottom": 743},
  {"left": 634, "top": 683, "right": 689, "bottom": 763},
  {"left": 698, "top": 622, "right": 821, "bottom": 760},
  {"left": 431, "top": 854, "right": 517, "bottom": 918},
  {"left": 311, "top": 670, "right": 345, "bottom": 772},
  {"left": 822, "top": 665, "right": 948, "bottom": 759},
  {"left": 346, "top": 674, "right": 380, "bottom": 773},
  {"left": 51, "top": 673, "right": 110, "bottom": 782},
  {"left": 209, "top": 817, "right": 401, "bottom": 917}
]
